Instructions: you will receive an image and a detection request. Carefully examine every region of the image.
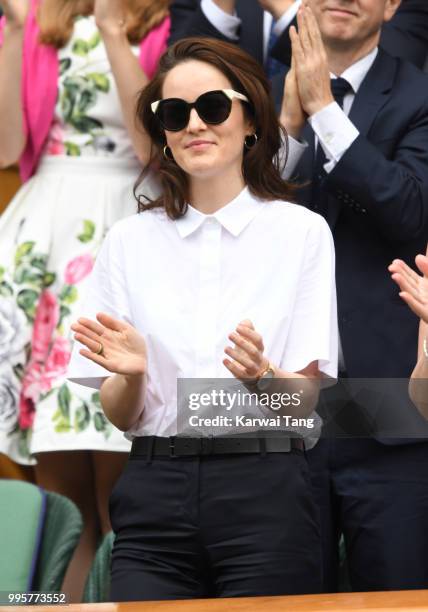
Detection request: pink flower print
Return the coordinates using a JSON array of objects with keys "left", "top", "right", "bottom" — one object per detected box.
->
[
  {"left": 64, "top": 254, "right": 94, "bottom": 285},
  {"left": 45, "top": 336, "right": 71, "bottom": 377},
  {"left": 18, "top": 361, "right": 51, "bottom": 430},
  {"left": 46, "top": 122, "right": 65, "bottom": 156},
  {"left": 17, "top": 336, "right": 72, "bottom": 430},
  {"left": 31, "top": 290, "right": 60, "bottom": 363},
  {"left": 18, "top": 394, "right": 35, "bottom": 430}
]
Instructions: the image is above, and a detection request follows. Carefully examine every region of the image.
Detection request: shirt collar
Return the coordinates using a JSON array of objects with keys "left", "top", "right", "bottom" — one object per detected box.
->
[
  {"left": 175, "top": 186, "right": 264, "bottom": 238},
  {"left": 331, "top": 47, "right": 378, "bottom": 94}
]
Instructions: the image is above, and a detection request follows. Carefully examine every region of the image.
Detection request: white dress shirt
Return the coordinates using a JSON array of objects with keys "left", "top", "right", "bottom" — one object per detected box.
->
[
  {"left": 201, "top": 0, "right": 300, "bottom": 63},
  {"left": 308, "top": 47, "right": 378, "bottom": 173},
  {"left": 68, "top": 187, "right": 338, "bottom": 443}
]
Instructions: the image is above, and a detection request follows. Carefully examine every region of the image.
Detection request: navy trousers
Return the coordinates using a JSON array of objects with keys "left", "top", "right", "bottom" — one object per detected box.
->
[
  {"left": 308, "top": 437, "right": 428, "bottom": 592},
  {"left": 109, "top": 449, "right": 322, "bottom": 601}
]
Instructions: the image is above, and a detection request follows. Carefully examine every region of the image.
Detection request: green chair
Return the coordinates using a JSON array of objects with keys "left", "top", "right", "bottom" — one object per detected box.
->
[
  {"left": 33, "top": 490, "right": 83, "bottom": 591},
  {"left": 83, "top": 531, "right": 115, "bottom": 603},
  {"left": 0, "top": 479, "right": 82, "bottom": 592}
]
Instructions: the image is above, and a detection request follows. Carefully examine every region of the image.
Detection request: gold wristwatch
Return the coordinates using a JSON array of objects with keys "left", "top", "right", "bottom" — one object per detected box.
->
[{"left": 248, "top": 362, "right": 276, "bottom": 392}]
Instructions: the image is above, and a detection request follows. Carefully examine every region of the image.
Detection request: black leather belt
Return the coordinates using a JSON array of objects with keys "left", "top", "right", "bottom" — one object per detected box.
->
[{"left": 130, "top": 435, "right": 305, "bottom": 458}]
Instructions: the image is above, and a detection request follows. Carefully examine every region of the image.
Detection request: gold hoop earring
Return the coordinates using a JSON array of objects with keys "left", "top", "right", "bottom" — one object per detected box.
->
[
  {"left": 163, "top": 145, "right": 174, "bottom": 160},
  {"left": 244, "top": 133, "right": 258, "bottom": 149}
]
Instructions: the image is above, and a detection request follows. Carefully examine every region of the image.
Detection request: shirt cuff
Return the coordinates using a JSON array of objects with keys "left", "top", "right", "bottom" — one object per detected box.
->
[
  {"left": 273, "top": 0, "right": 300, "bottom": 37},
  {"left": 201, "top": 0, "right": 241, "bottom": 40},
  {"left": 280, "top": 133, "right": 307, "bottom": 180},
  {"left": 308, "top": 102, "right": 359, "bottom": 173}
]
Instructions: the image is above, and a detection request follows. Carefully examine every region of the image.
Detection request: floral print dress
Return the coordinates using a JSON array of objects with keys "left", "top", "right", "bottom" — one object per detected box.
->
[{"left": 0, "top": 16, "right": 159, "bottom": 464}]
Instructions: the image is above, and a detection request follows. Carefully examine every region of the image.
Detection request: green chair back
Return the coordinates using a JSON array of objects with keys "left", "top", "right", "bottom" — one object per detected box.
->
[
  {"left": 0, "top": 479, "right": 82, "bottom": 593},
  {"left": 0, "top": 480, "right": 46, "bottom": 591},
  {"left": 33, "top": 490, "right": 83, "bottom": 591},
  {"left": 83, "top": 531, "right": 115, "bottom": 603}
]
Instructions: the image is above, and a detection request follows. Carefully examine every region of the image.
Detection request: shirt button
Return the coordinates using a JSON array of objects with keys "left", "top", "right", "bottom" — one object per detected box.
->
[{"left": 205, "top": 217, "right": 216, "bottom": 225}]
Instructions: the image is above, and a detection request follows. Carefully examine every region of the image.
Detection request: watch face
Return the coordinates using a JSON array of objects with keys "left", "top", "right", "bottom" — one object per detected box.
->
[{"left": 257, "top": 369, "right": 275, "bottom": 392}]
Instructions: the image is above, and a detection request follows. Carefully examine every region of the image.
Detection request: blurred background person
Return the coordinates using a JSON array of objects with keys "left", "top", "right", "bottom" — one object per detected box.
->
[
  {"left": 169, "top": 0, "right": 428, "bottom": 73},
  {"left": 0, "top": 0, "right": 169, "bottom": 601},
  {"left": 169, "top": 0, "right": 300, "bottom": 76},
  {"left": 390, "top": 247, "right": 428, "bottom": 417}
]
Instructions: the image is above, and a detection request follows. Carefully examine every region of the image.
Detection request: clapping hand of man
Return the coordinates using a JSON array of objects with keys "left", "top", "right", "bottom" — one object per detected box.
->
[
  {"left": 289, "top": 2, "right": 333, "bottom": 117},
  {"left": 71, "top": 313, "right": 147, "bottom": 377},
  {"left": 280, "top": 51, "right": 306, "bottom": 139},
  {"left": 389, "top": 246, "right": 428, "bottom": 325}
]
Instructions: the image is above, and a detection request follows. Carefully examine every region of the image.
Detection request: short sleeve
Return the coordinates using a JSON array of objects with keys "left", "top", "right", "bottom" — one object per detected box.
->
[
  {"left": 280, "top": 215, "right": 338, "bottom": 378},
  {"left": 67, "top": 226, "right": 132, "bottom": 389}
]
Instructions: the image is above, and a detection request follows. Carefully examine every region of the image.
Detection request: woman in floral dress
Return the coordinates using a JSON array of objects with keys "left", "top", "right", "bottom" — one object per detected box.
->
[{"left": 0, "top": 0, "right": 169, "bottom": 600}]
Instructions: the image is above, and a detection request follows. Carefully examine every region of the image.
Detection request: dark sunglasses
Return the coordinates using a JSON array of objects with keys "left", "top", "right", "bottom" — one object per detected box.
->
[{"left": 151, "top": 89, "right": 250, "bottom": 132}]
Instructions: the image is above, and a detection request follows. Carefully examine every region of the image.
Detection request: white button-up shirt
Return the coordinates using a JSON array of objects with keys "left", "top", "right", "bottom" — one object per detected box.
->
[
  {"left": 68, "top": 187, "right": 338, "bottom": 441},
  {"left": 309, "top": 47, "right": 378, "bottom": 173}
]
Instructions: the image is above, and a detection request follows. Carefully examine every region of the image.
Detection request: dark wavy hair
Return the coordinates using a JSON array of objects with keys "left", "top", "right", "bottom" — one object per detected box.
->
[{"left": 135, "top": 37, "right": 293, "bottom": 218}]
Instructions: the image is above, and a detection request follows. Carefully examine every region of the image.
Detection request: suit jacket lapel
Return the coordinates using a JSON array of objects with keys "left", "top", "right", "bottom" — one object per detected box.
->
[
  {"left": 348, "top": 48, "right": 396, "bottom": 136},
  {"left": 327, "top": 49, "right": 396, "bottom": 229}
]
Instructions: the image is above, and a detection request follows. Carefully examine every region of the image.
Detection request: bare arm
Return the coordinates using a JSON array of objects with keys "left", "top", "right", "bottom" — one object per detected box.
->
[
  {"left": 0, "top": 2, "right": 28, "bottom": 168},
  {"left": 100, "top": 372, "right": 146, "bottom": 431},
  {"left": 95, "top": 0, "right": 153, "bottom": 165},
  {"left": 408, "top": 321, "right": 428, "bottom": 419},
  {"left": 99, "top": 28, "right": 152, "bottom": 165}
]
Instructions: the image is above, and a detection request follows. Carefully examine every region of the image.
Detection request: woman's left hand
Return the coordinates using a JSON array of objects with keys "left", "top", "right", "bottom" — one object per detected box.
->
[
  {"left": 223, "top": 319, "right": 269, "bottom": 381},
  {"left": 94, "top": 0, "right": 126, "bottom": 36},
  {"left": 389, "top": 245, "right": 428, "bottom": 324}
]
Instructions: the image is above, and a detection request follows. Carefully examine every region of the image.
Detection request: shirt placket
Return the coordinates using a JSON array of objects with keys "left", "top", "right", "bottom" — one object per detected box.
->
[{"left": 194, "top": 218, "right": 221, "bottom": 378}]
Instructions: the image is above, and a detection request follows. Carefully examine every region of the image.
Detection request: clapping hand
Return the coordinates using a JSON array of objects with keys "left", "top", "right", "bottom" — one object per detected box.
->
[
  {"left": 1, "top": 0, "right": 29, "bottom": 28},
  {"left": 289, "top": 3, "right": 333, "bottom": 117},
  {"left": 223, "top": 319, "right": 269, "bottom": 381},
  {"left": 94, "top": 0, "right": 126, "bottom": 36},
  {"left": 280, "top": 51, "right": 306, "bottom": 139},
  {"left": 389, "top": 246, "right": 428, "bottom": 325},
  {"left": 71, "top": 312, "right": 147, "bottom": 377}
]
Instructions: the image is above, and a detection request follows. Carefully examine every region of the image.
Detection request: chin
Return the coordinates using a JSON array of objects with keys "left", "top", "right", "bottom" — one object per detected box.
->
[
  {"left": 183, "top": 157, "right": 223, "bottom": 176},
  {"left": 324, "top": 26, "right": 355, "bottom": 46}
]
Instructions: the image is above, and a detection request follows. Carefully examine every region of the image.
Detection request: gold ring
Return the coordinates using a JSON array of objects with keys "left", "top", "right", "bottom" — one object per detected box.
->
[{"left": 95, "top": 342, "right": 104, "bottom": 356}]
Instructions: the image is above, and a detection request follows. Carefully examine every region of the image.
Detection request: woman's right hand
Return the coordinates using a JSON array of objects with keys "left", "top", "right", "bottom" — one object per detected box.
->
[
  {"left": 1, "top": 0, "right": 29, "bottom": 28},
  {"left": 71, "top": 312, "right": 147, "bottom": 377}
]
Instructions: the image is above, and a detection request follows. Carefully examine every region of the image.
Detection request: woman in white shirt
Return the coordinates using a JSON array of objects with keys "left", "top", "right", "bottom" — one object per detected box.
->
[{"left": 68, "top": 37, "right": 338, "bottom": 601}]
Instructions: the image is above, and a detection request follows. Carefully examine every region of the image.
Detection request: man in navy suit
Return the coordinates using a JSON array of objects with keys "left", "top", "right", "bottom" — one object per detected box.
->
[
  {"left": 273, "top": 0, "right": 428, "bottom": 592},
  {"left": 169, "top": 0, "right": 298, "bottom": 73},
  {"left": 169, "top": 0, "right": 428, "bottom": 70}
]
